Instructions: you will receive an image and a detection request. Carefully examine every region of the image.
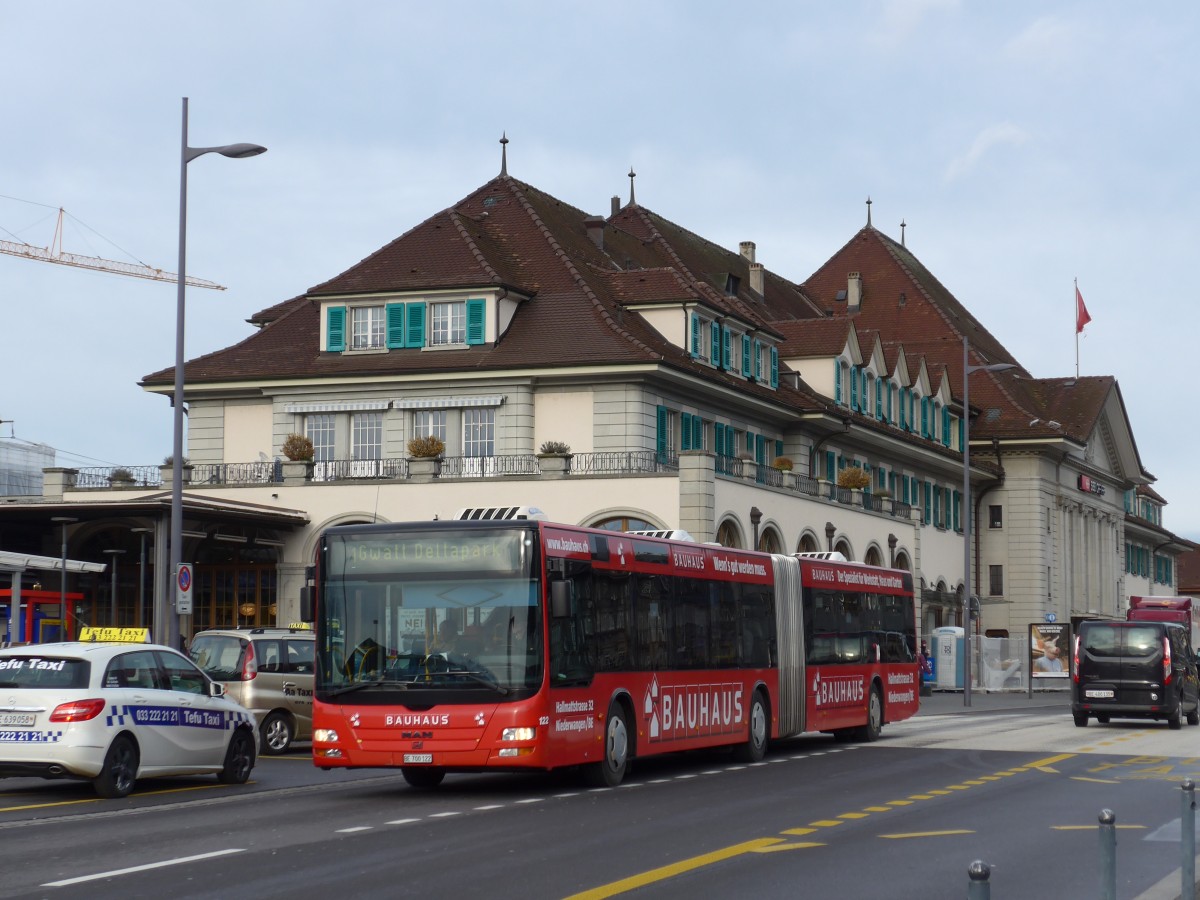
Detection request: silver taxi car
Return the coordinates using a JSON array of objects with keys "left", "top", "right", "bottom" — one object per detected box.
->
[{"left": 0, "top": 640, "right": 257, "bottom": 798}]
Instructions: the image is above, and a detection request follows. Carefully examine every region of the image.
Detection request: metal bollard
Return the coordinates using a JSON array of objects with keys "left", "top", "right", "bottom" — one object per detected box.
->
[
  {"left": 1183, "top": 780, "right": 1196, "bottom": 900},
  {"left": 966, "top": 860, "right": 990, "bottom": 900},
  {"left": 1099, "top": 809, "right": 1117, "bottom": 900}
]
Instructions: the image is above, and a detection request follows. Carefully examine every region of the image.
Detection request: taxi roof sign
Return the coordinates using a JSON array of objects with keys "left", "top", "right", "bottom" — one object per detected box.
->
[{"left": 79, "top": 627, "right": 151, "bottom": 644}]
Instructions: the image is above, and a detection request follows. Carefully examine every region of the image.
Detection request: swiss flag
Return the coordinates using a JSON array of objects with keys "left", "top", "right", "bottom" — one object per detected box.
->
[{"left": 1075, "top": 285, "right": 1092, "bottom": 334}]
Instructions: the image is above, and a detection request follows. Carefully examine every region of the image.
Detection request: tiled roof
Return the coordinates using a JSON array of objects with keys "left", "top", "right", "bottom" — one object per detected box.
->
[{"left": 774, "top": 319, "right": 855, "bottom": 358}]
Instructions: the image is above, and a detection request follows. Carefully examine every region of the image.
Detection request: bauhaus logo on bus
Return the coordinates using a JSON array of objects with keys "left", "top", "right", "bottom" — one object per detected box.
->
[
  {"left": 811, "top": 671, "right": 864, "bottom": 708},
  {"left": 643, "top": 676, "right": 744, "bottom": 743}
]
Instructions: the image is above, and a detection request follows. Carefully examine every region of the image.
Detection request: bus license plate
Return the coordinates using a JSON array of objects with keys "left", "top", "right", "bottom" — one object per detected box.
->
[
  {"left": 403, "top": 753, "right": 433, "bottom": 764},
  {"left": 0, "top": 714, "right": 34, "bottom": 727},
  {"left": 1085, "top": 689, "right": 1114, "bottom": 699}
]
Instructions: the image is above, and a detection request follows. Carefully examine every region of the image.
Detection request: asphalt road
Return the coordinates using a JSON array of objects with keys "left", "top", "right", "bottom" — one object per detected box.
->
[{"left": 0, "top": 692, "right": 1196, "bottom": 899}]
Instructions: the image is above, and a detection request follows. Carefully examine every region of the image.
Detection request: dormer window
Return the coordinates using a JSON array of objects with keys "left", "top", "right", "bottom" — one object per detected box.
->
[
  {"left": 351, "top": 305, "right": 385, "bottom": 350},
  {"left": 432, "top": 301, "right": 466, "bottom": 345}
]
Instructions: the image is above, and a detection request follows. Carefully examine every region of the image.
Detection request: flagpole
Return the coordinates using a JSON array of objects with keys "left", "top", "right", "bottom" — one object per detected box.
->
[{"left": 1075, "top": 277, "right": 1079, "bottom": 378}]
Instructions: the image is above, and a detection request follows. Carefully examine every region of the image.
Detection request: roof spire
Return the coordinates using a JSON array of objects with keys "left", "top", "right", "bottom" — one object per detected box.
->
[
  {"left": 866, "top": 196, "right": 872, "bottom": 227},
  {"left": 499, "top": 132, "right": 509, "bottom": 177},
  {"left": 628, "top": 166, "right": 637, "bottom": 207},
  {"left": 900, "top": 218, "right": 906, "bottom": 247}
]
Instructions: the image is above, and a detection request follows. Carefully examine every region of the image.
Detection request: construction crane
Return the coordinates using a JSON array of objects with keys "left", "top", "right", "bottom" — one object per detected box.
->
[{"left": 0, "top": 206, "right": 224, "bottom": 290}]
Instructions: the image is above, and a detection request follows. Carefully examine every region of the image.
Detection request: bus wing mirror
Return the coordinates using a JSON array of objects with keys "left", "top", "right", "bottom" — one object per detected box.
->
[
  {"left": 299, "top": 586, "right": 313, "bottom": 622},
  {"left": 551, "top": 581, "right": 571, "bottom": 618}
]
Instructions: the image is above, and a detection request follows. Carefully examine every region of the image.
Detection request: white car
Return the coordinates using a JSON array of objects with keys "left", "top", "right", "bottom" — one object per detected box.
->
[{"left": 0, "top": 641, "right": 258, "bottom": 798}]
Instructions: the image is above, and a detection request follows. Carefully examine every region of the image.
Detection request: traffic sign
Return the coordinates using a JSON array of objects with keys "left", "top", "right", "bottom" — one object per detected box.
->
[{"left": 176, "top": 563, "right": 193, "bottom": 614}]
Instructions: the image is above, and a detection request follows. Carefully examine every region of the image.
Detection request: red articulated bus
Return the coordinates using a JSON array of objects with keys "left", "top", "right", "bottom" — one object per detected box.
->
[{"left": 309, "top": 512, "right": 918, "bottom": 788}]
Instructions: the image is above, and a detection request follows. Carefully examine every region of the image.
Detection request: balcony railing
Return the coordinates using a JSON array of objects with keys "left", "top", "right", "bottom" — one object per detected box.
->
[{"left": 571, "top": 451, "right": 678, "bottom": 475}]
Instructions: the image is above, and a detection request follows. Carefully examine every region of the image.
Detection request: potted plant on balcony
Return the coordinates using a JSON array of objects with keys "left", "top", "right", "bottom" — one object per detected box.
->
[
  {"left": 159, "top": 455, "right": 193, "bottom": 489},
  {"left": 109, "top": 466, "right": 136, "bottom": 487},
  {"left": 407, "top": 434, "right": 445, "bottom": 479},
  {"left": 836, "top": 466, "right": 870, "bottom": 504},
  {"left": 537, "top": 440, "right": 572, "bottom": 477},
  {"left": 280, "top": 433, "right": 314, "bottom": 484}
]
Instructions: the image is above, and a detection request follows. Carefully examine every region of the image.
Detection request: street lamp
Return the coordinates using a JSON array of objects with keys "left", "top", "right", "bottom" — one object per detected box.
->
[
  {"left": 169, "top": 97, "right": 266, "bottom": 650},
  {"left": 51, "top": 516, "right": 76, "bottom": 638},
  {"left": 103, "top": 549, "right": 125, "bottom": 628},
  {"left": 131, "top": 528, "right": 152, "bottom": 630},
  {"left": 962, "top": 336, "right": 1016, "bottom": 707}
]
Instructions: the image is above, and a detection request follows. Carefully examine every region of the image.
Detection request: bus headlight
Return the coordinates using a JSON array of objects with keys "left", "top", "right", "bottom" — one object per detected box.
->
[
  {"left": 501, "top": 727, "right": 536, "bottom": 741},
  {"left": 314, "top": 728, "right": 340, "bottom": 743}
]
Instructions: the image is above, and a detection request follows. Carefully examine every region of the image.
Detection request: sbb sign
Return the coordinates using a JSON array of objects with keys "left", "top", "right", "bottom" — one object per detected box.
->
[{"left": 1078, "top": 475, "right": 1105, "bottom": 496}]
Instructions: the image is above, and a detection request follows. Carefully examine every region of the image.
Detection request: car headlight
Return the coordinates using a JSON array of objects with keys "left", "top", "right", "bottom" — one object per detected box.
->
[{"left": 500, "top": 727, "right": 535, "bottom": 741}]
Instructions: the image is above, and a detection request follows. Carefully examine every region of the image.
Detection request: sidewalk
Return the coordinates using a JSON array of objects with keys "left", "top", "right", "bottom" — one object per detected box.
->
[{"left": 916, "top": 687, "right": 1069, "bottom": 716}]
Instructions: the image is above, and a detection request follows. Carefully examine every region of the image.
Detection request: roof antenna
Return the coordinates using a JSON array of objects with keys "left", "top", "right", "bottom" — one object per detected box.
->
[
  {"left": 628, "top": 166, "right": 637, "bottom": 207},
  {"left": 500, "top": 132, "right": 509, "bottom": 177},
  {"left": 900, "top": 218, "right": 906, "bottom": 247},
  {"left": 866, "top": 196, "right": 872, "bottom": 227}
]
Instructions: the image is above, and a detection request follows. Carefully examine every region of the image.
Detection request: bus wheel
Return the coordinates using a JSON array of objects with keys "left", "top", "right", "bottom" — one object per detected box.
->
[
  {"left": 586, "top": 703, "right": 630, "bottom": 787},
  {"left": 855, "top": 686, "right": 883, "bottom": 742},
  {"left": 733, "top": 691, "right": 768, "bottom": 763},
  {"left": 402, "top": 767, "right": 446, "bottom": 789}
]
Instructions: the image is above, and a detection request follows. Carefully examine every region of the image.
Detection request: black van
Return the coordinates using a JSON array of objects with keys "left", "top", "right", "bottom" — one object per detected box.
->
[{"left": 1072, "top": 620, "right": 1200, "bottom": 729}]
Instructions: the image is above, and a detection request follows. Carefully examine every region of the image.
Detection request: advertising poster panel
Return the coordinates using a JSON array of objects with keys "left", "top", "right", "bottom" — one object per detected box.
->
[{"left": 1030, "top": 622, "right": 1070, "bottom": 680}]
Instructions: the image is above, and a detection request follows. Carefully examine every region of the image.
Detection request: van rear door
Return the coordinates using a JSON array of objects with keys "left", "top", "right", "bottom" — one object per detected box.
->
[{"left": 1079, "top": 623, "right": 1164, "bottom": 706}]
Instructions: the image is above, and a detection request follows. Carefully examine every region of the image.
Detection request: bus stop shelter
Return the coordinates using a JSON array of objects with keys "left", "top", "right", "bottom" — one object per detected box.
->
[{"left": 0, "top": 550, "right": 107, "bottom": 646}]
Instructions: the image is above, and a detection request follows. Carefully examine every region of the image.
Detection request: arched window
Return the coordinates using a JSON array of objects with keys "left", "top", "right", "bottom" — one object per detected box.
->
[
  {"left": 797, "top": 532, "right": 820, "bottom": 554},
  {"left": 864, "top": 545, "right": 883, "bottom": 567},
  {"left": 716, "top": 520, "right": 742, "bottom": 548},
  {"left": 758, "top": 528, "right": 782, "bottom": 554},
  {"left": 834, "top": 539, "right": 852, "bottom": 560},
  {"left": 591, "top": 515, "right": 656, "bottom": 533}
]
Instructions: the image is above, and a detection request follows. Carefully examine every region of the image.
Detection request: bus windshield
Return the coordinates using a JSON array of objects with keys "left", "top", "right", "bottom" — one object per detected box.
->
[{"left": 317, "top": 527, "right": 542, "bottom": 696}]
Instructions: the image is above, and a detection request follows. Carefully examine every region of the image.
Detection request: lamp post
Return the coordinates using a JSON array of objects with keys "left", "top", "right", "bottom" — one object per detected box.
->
[
  {"left": 962, "top": 336, "right": 1016, "bottom": 707},
  {"left": 169, "top": 97, "right": 266, "bottom": 650},
  {"left": 749, "top": 507, "right": 762, "bottom": 551},
  {"left": 103, "top": 549, "right": 125, "bottom": 628},
  {"left": 51, "top": 516, "right": 76, "bottom": 639},
  {"left": 131, "top": 528, "right": 152, "bottom": 630}
]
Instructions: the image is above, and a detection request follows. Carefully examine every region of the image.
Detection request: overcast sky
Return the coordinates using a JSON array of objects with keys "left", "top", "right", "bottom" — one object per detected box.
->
[{"left": 3, "top": 1, "right": 1197, "bottom": 538}]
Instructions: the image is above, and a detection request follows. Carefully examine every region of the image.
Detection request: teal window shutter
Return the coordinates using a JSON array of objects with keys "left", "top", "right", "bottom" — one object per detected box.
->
[
  {"left": 746, "top": 431, "right": 754, "bottom": 454},
  {"left": 923, "top": 481, "right": 932, "bottom": 524},
  {"left": 825, "top": 450, "right": 835, "bottom": 480},
  {"left": 722, "top": 327, "right": 732, "bottom": 370},
  {"left": 465, "top": 298, "right": 486, "bottom": 345},
  {"left": 326, "top": 305, "right": 346, "bottom": 352},
  {"left": 680, "top": 414, "right": 691, "bottom": 452},
  {"left": 863, "top": 465, "right": 872, "bottom": 495},
  {"left": 714, "top": 422, "right": 725, "bottom": 457},
  {"left": 405, "top": 301, "right": 426, "bottom": 348},
  {"left": 690, "top": 315, "right": 701, "bottom": 357},
  {"left": 875, "top": 379, "right": 883, "bottom": 420},
  {"left": 656, "top": 406, "right": 668, "bottom": 458},
  {"left": 886, "top": 383, "right": 893, "bottom": 423},
  {"left": 850, "top": 367, "right": 859, "bottom": 411},
  {"left": 769, "top": 347, "right": 778, "bottom": 388},
  {"left": 711, "top": 322, "right": 721, "bottom": 364},
  {"left": 898, "top": 388, "right": 906, "bottom": 430},
  {"left": 835, "top": 362, "right": 843, "bottom": 404},
  {"left": 741, "top": 334, "right": 752, "bottom": 377},
  {"left": 753, "top": 339, "right": 762, "bottom": 381},
  {"left": 775, "top": 439, "right": 783, "bottom": 459},
  {"left": 385, "top": 303, "right": 405, "bottom": 349},
  {"left": 941, "top": 408, "right": 950, "bottom": 445},
  {"left": 920, "top": 397, "right": 929, "bottom": 437},
  {"left": 755, "top": 433, "right": 765, "bottom": 463}
]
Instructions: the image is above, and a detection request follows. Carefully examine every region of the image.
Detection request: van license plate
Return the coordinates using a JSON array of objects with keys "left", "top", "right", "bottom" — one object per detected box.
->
[
  {"left": 1085, "top": 689, "right": 1114, "bottom": 699},
  {"left": 403, "top": 753, "right": 433, "bottom": 764}
]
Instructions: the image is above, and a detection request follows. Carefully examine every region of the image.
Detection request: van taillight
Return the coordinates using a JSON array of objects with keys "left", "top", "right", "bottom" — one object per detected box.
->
[
  {"left": 1073, "top": 636, "right": 1081, "bottom": 683},
  {"left": 241, "top": 642, "right": 258, "bottom": 681},
  {"left": 1163, "top": 637, "right": 1173, "bottom": 684}
]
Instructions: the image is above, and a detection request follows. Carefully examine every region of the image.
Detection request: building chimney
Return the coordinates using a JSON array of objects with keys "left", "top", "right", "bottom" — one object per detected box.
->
[
  {"left": 611, "top": 196, "right": 621, "bottom": 217},
  {"left": 584, "top": 215, "right": 605, "bottom": 249},
  {"left": 739, "top": 241, "right": 756, "bottom": 263},
  {"left": 749, "top": 262, "right": 764, "bottom": 296},
  {"left": 847, "top": 272, "right": 862, "bottom": 310}
]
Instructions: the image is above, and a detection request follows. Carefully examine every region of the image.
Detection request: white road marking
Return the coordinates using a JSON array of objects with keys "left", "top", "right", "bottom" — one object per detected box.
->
[{"left": 42, "top": 849, "right": 245, "bottom": 887}]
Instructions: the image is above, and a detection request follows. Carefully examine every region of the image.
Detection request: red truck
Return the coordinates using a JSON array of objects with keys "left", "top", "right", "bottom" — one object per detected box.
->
[{"left": 1128, "top": 596, "right": 1197, "bottom": 646}]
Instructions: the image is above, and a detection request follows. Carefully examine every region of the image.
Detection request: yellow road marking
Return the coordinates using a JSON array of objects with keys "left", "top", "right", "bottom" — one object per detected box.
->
[
  {"left": 863, "top": 806, "right": 893, "bottom": 812},
  {"left": 837, "top": 812, "right": 869, "bottom": 820},
  {"left": 0, "top": 797, "right": 102, "bottom": 813},
  {"left": 1032, "top": 767, "right": 1059, "bottom": 774},
  {"left": 1072, "top": 777, "right": 1120, "bottom": 784},
  {"left": 0, "top": 779, "right": 244, "bottom": 813},
  {"left": 808, "top": 819, "right": 843, "bottom": 827},
  {"left": 781, "top": 827, "right": 817, "bottom": 836},
  {"left": 908, "top": 794, "right": 934, "bottom": 800},
  {"left": 563, "top": 838, "right": 784, "bottom": 899},
  {"left": 880, "top": 829, "right": 974, "bottom": 839},
  {"left": 978, "top": 776, "right": 1001, "bottom": 782},
  {"left": 886, "top": 800, "right": 914, "bottom": 806},
  {"left": 927, "top": 790, "right": 952, "bottom": 796},
  {"left": 1026, "top": 754, "right": 1075, "bottom": 767},
  {"left": 752, "top": 842, "right": 824, "bottom": 853}
]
